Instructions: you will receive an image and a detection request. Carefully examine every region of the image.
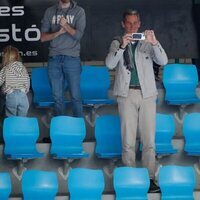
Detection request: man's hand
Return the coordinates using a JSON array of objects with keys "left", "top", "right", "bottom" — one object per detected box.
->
[
  {"left": 144, "top": 30, "right": 158, "bottom": 45},
  {"left": 59, "top": 16, "right": 68, "bottom": 28},
  {"left": 120, "top": 34, "right": 134, "bottom": 49},
  {"left": 59, "top": 16, "right": 76, "bottom": 36}
]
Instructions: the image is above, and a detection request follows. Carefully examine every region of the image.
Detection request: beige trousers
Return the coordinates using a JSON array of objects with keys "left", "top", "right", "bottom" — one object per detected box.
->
[{"left": 117, "top": 89, "right": 156, "bottom": 179}]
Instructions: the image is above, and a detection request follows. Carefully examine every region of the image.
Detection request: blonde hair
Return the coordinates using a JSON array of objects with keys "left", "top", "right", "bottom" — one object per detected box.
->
[{"left": 2, "top": 45, "right": 22, "bottom": 66}]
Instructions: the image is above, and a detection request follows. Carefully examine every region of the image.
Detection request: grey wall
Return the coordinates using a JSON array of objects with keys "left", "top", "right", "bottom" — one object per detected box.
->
[{"left": 79, "top": 0, "right": 198, "bottom": 60}]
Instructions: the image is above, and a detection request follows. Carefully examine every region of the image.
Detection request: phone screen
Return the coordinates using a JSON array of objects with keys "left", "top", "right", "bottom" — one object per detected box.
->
[{"left": 132, "top": 33, "right": 142, "bottom": 39}]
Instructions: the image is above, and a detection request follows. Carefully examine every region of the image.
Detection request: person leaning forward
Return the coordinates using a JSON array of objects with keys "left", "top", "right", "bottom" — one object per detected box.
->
[{"left": 105, "top": 9, "right": 168, "bottom": 193}]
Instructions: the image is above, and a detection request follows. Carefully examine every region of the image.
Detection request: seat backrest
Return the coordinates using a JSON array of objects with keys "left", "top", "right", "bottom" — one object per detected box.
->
[
  {"left": 0, "top": 173, "right": 11, "bottom": 200},
  {"left": 3, "top": 116, "right": 39, "bottom": 156},
  {"left": 114, "top": 167, "right": 150, "bottom": 200},
  {"left": 50, "top": 116, "right": 86, "bottom": 154},
  {"left": 155, "top": 113, "right": 175, "bottom": 147},
  {"left": 163, "top": 64, "right": 198, "bottom": 100},
  {"left": 95, "top": 115, "right": 122, "bottom": 157},
  {"left": 81, "top": 66, "right": 110, "bottom": 99},
  {"left": 183, "top": 113, "right": 200, "bottom": 151},
  {"left": 68, "top": 168, "right": 105, "bottom": 200},
  {"left": 22, "top": 170, "right": 58, "bottom": 200},
  {"left": 31, "top": 67, "right": 53, "bottom": 103},
  {"left": 159, "top": 165, "right": 195, "bottom": 199}
]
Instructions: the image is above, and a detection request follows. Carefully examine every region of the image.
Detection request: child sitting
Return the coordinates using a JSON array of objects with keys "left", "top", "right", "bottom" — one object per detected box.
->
[{"left": 0, "top": 45, "right": 30, "bottom": 116}]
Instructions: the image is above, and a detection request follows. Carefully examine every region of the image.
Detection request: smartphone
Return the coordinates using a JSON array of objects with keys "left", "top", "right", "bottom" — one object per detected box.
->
[{"left": 132, "top": 33, "right": 145, "bottom": 40}]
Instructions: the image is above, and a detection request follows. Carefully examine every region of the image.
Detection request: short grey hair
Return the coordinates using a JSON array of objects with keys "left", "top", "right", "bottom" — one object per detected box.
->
[{"left": 122, "top": 9, "right": 140, "bottom": 22}]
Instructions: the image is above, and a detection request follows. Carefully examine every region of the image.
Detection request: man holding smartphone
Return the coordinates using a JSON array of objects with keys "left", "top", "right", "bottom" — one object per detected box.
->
[{"left": 105, "top": 9, "right": 168, "bottom": 193}]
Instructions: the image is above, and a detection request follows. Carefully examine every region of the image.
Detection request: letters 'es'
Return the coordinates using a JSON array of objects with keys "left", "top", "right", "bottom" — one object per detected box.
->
[{"left": 0, "top": 6, "right": 41, "bottom": 42}]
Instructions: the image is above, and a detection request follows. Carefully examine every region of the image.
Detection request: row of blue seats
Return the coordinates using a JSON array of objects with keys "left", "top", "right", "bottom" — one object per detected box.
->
[
  {"left": 3, "top": 113, "right": 200, "bottom": 162},
  {"left": 30, "top": 63, "right": 200, "bottom": 127},
  {"left": 31, "top": 65, "right": 116, "bottom": 126},
  {"left": 31, "top": 65, "right": 116, "bottom": 107},
  {"left": 2, "top": 113, "right": 200, "bottom": 180},
  {"left": 31, "top": 64, "right": 200, "bottom": 119},
  {"left": 0, "top": 165, "right": 196, "bottom": 200}
]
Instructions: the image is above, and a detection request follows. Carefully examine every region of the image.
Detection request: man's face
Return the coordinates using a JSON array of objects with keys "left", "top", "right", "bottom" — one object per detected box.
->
[
  {"left": 122, "top": 15, "right": 141, "bottom": 34},
  {"left": 60, "top": 0, "right": 70, "bottom": 3}
]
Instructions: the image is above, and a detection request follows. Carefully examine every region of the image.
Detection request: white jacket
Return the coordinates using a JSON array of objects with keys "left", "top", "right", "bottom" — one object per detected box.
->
[{"left": 105, "top": 40, "right": 168, "bottom": 98}]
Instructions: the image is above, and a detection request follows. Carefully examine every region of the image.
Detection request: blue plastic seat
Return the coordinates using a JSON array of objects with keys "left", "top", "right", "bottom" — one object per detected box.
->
[
  {"left": 22, "top": 170, "right": 58, "bottom": 200},
  {"left": 31, "top": 67, "right": 69, "bottom": 107},
  {"left": 50, "top": 116, "right": 89, "bottom": 179},
  {"left": 3, "top": 116, "right": 44, "bottom": 179},
  {"left": 183, "top": 113, "right": 200, "bottom": 155},
  {"left": 3, "top": 116, "right": 43, "bottom": 159},
  {"left": 155, "top": 113, "right": 177, "bottom": 155},
  {"left": 68, "top": 168, "right": 105, "bottom": 200},
  {"left": 81, "top": 66, "right": 115, "bottom": 105},
  {"left": 159, "top": 165, "right": 195, "bottom": 200},
  {"left": 50, "top": 116, "right": 88, "bottom": 159},
  {"left": 95, "top": 115, "right": 122, "bottom": 158},
  {"left": 163, "top": 64, "right": 200, "bottom": 105},
  {"left": 81, "top": 66, "right": 116, "bottom": 126},
  {"left": 31, "top": 67, "right": 54, "bottom": 107},
  {"left": 114, "top": 167, "right": 150, "bottom": 200},
  {"left": 0, "top": 173, "right": 11, "bottom": 200}
]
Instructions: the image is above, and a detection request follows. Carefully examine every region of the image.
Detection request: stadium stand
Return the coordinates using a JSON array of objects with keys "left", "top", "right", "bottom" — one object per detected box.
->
[
  {"left": 81, "top": 66, "right": 116, "bottom": 126},
  {"left": 50, "top": 116, "right": 89, "bottom": 179},
  {"left": 155, "top": 113, "right": 177, "bottom": 155},
  {"left": 114, "top": 167, "right": 150, "bottom": 200},
  {"left": 159, "top": 165, "right": 195, "bottom": 200},
  {"left": 31, "top": 66, "right": 116, "bottom": 126},
  {"left": 68, "top": 168, "right": 105, "bottom": 200},
  {"left": 95, "top": 115, "right": 121, "bottom": 175},
  {"left": 3, "top": 117, "right": 44, "bottom": 180},
  {"left": 163, "top": 64, "right": 200, "bottom": 122},
  {"left": 22, "top": 170, "right": 58, "bottom": 200}
]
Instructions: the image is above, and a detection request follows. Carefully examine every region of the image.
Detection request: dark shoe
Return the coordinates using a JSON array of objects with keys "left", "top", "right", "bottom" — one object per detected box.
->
[
  {"left": 42, "top": 137, "right": 51, "bottom": 143},
  {"left": 148, "top": 179, "right": 160, "bottom": 193},
  {"left": 155, "top": 76, "right": 160, "bottom": 82}
]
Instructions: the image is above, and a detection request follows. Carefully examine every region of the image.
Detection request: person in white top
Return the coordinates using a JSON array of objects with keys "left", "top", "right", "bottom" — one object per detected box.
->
[
  {"left": 0, "top": 45, "right": 30, "bottom": 116},
  {"left": 105, "top": 9, "right": 168, "bottom": 193}
]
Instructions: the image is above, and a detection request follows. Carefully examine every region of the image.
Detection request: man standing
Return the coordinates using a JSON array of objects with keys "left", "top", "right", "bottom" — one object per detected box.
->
[
  {"left": 105, "top": 10, "right": 168, "bottom": 192},
  {"left": 40, "top": 0, "right": 86, "bottom": 117}
]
